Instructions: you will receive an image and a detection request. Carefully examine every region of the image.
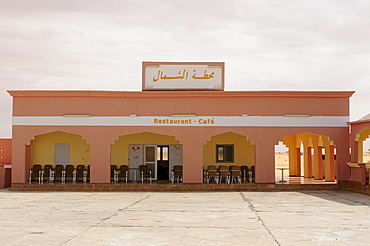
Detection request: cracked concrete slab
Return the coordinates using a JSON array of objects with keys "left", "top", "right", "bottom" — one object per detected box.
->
[{"left": 0, "top": 190, "right": 369, "bottom": 245}]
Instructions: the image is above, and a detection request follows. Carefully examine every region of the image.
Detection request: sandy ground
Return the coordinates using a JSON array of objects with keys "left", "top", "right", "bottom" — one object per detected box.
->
[
  {"left": 275, "top": 152, "right": 289, "bottom": 176},
  {"left": 1, "top": 190, "right": 369, "bottom": 245}
]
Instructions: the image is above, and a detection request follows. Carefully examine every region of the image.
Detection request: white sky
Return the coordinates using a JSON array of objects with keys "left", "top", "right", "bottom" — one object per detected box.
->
[{"left": 1, "top": 0, "right": 370, "bottom": 138}]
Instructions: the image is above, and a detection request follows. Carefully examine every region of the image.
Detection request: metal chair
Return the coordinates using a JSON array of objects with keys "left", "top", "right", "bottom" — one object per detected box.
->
[
  {"left": 115, "top": 165, "right": 128, "bottom": 183},
  {"left": 171, "top": 165, "right": 183, "bottom": 183},
  {"left": 229, "top": 166, "right": 241, "bottom": 184},
  {"left": 111, "top": 165, "right": 118, "bottom": 183},
  {"left": 86, "top": 165, "right": 90, "bottom": 182},
  {"left": 218, "top": 165, "right": 230, "bottom": 184},
  {"left": 250, "top": 165, "right": 255, "bottom": 183},
  {"left": 42, "top": 164, "right": 54, "bottom": 183},
  {"left": 54, "top": 165, "right": 65, "bottom": 182},
  {"left": 240, "top": 165, "right": 249, "bottom": 183},
  {"left": 139, "top": 165, "right": 152, "bottom": 183},
  {"left": 206, "top": 165, "right": 219, "bottom": 183},
  {"left": 75, "top": 165, "right": 87, "bottom": 182},
  {"left": 29, "top": 164, "right": 43, "bottom": 183},
  {"left": 63, "top": 164, "right": 75, "bottom": 182}
]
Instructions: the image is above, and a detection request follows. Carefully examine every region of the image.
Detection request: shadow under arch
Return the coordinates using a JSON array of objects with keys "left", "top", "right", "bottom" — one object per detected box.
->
[
  {"left": 203, "top": 131, "right": 255, "bottom": 170},
  {"left": 29, "top": 130, "right": 90, "bottom": 168},
  {"left": 281, "top": 132, "right": 336, "bottom": 181}
]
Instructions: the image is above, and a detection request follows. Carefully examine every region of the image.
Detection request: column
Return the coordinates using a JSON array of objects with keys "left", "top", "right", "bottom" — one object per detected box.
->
[
  {"left": 176, "top": 135, "right": 203, "bottom": 184},
  {"left": 11, "top": 138, "right": 27, "bottom": 184},
  {"left": 89, "top": 141, "right": 111, "bottom": 184},
  {"left": 303, "top": 145, "right": 309, "bottom": 178},
  {"left": 307, "top": 146, "right": 313, "bottom": 178},
  {"left": 317, "top": 146, "right": 324, "bottom": 180},
  {"left": 296, "top": 147, "right": 301, "bottom": 177},
  {"left": 254, "top": 139, "right": 276, "bottom": 184},
  {"left": 325, "top": 144, "right": 335, "bottom": 182},
  {"left": 288, "top": 147, "right": 297, "bottom": 176}
]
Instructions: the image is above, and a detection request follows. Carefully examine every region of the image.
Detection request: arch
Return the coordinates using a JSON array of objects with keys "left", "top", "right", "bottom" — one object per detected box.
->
[
  {"left": 354, "top": 127, "right": 370, "bottom": 163},
  {"left": 30, "top": 131, "right": 90, "bottom": 167},
  {"left": 282, "top": 132, "right": 335, "bottom": 181},
  {"left": 203, "top": 132, "right": 254, "bottom": 169}
]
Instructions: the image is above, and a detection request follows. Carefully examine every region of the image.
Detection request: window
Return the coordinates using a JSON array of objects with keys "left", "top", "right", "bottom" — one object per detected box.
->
[{"left": 216, "top": 145, "right": 234, "bottom": 163}]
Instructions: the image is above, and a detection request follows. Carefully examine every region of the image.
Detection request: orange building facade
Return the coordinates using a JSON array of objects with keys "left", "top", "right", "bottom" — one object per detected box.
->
[{"left": 7, "top": 89, "right": 354, "bottom": 185}]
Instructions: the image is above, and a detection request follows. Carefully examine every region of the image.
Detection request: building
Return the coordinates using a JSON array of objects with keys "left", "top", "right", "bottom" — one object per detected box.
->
[{"left": 3, "top": 62, "right": 367, "bottom": 188}]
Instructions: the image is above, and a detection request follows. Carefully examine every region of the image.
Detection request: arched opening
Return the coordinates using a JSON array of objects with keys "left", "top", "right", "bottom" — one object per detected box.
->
[
  {"left": 363, "top": 137, "right": 370, "bottom": 163},
  {"left": 111, "top": 132, "right": 180, "bottom": 182},
  {"left": 29, "top": 131, "right": 90, "bottom": 183},
  {"left": 30, "top": 131, "right": 90, "bottom": 167},
  {"left": 275, "top": 141, "right": 289, "bottom": 183},
  {"left": 203, "top": 132, "right": 254, "bottom": 183},
  {"left": 281, "top": 132, "right": 336, "bottom": 183}
]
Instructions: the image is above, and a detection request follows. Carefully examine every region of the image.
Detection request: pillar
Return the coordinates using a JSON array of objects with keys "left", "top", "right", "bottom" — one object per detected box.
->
[
  {"left": 181, "top": 138, "right": 203, "bottom": 184},
  {"left": 296, "top": 147, "right": 301, "bottom": 177},
  {"left": 11, "top": 138, "right": 27, "bottom": 184},
  {"left": 357, "top": 140, "right": 363, "bottom": 163},
  {"left": 307, "top": 146, "right": 313, "bottom": 178},
  {"left": 316, "top": 146, "right": 324, "bottom": 180},
  {"left": 303, "top": 145, "right": 309, "bottom": 178},
  {"left": 288, "top": 147, "right": 297, "bottom": 176},
  {"left": 89, "top": 141, "right": 111, "bottom": 184},
  {"left": 325, "top": 144, "right": 335, "bottom": 182},
  {"left": 254, "top": 138, "right": 276, "bottom": 184}
]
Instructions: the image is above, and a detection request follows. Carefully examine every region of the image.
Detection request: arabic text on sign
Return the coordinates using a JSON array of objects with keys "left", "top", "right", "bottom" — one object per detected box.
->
[{"left": 152, "top": 70, "right": 215, "bottom": 82}]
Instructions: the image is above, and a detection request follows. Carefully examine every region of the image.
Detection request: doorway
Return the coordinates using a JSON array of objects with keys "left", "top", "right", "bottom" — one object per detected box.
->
[
  {"left": 157, "top": 145, "right": 169, "bottom": 180},
  {"left": 55, "top": 143, "right": 70, "bottom": 167}
]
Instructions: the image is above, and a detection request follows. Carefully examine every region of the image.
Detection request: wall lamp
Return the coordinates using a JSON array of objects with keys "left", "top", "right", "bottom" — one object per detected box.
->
[
  {"left": 170, "top": 114, "right": 197, "bottom": 117},
  {"left": 284, "top": 114, "right": 311, "bottom": 117},
  {"left": 64, "top": 115, "right": 91, "bottom": 117}
]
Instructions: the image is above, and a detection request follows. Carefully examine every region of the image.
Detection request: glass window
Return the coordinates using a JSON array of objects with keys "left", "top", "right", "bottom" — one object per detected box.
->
[{"left": 216, "top": 145, "right": 234, "bottom": 163}]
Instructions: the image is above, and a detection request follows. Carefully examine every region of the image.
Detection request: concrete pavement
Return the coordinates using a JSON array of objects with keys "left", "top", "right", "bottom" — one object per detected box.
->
[{"left": 0, "top": 190, "right": 369, "bottom": 245}]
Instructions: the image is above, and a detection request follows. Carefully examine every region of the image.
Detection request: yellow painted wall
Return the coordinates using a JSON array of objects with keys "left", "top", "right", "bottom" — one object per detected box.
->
[
  {"left": 30, "top": 131, "right": 90, "bottom": 167},
  {"left": 111, "top": 132, "right": 179, "bottom": 166},
  {"left": 283, "top": 132, "right": 332, "bottom": 178},
  {"left": 282, "top": 135, "right": 297, "bottom": 176},
  {"left": 203, "top": 132, "right": 254, "bottom": 169}
]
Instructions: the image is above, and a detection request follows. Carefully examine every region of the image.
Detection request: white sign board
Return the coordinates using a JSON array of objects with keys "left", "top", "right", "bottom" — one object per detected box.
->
[{"left": 142, "top": 62, "right": 224, "bottom": 91}]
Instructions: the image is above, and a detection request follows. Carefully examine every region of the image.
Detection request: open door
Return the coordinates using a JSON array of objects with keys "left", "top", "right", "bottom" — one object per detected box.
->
[{"left": 157, "top": 145, "right": 169, "bottom": 180}]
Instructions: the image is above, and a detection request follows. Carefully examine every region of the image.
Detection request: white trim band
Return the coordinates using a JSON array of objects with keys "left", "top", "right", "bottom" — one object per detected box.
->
[{"left": 12, "top": 116, "right": 349, "bottom": 127}]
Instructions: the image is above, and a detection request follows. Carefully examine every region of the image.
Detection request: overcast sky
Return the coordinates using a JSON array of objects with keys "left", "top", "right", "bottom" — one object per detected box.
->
[{"left": 1, "top": 0, "right": 370, "bottom": 139}]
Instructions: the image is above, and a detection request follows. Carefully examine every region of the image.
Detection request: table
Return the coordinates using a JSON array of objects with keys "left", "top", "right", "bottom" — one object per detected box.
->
[{"left": 276, "top": 168, "right": 287, "bottom": 183}]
